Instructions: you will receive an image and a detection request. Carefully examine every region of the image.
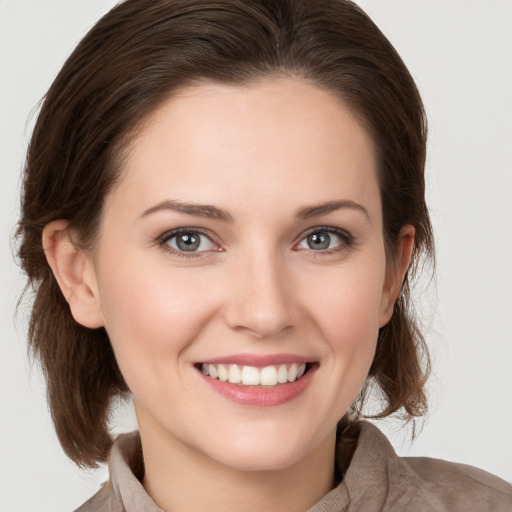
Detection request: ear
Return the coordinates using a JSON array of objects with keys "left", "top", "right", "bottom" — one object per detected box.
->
[
  {"left": 42, "top": 220, "right": 104, "bottom": 329},
  {"left": 378, "top": 225, "right": 415, "bottom": 327}
]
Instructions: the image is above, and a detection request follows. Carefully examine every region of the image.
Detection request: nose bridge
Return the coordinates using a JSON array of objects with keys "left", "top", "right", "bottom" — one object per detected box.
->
[{"left": 224, "top": 242, "right": 295, "bottom": 338}]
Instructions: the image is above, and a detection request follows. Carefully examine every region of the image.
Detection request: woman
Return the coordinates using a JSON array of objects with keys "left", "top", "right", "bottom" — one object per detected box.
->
[{"left": 14, "top": 0, "right": 512, "bottom": 510}]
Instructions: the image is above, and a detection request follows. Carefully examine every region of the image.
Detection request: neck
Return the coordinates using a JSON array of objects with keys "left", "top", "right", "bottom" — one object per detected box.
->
[{"left": 137, "top": 413, "right": 337, "bottom": 512}]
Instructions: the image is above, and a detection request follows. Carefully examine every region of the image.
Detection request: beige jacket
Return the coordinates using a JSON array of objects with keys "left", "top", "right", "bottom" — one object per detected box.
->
[{"left": 75, "top": 422, "right": 512, "bottom": 511}]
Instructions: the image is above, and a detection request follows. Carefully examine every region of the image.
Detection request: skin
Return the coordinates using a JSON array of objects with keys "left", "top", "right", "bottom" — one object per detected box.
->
[{"left": 44, "top": 78, "right": 414, "bottom": 512}]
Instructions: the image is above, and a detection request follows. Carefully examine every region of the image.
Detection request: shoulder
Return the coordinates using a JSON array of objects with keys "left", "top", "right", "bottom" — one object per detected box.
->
[
  {"left": 342, "top": 422, "right": 512, "bottom": 512},
  {"left": 399, "top": 455, "right": 512, "bottom": 511}
]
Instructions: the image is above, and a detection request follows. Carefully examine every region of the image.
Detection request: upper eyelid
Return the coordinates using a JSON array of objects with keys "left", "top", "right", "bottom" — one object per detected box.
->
[
  {"left": 300, "top": 225, "right": 351, "bottom": 235},
  {"left": 295, "top": 225, "right": 353, "bottom": 242}
]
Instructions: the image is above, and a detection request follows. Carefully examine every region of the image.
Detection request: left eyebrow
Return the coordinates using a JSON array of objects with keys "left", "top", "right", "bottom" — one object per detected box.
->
[{"left": 295, "top": 200, "right": 370, "bottom": 220}]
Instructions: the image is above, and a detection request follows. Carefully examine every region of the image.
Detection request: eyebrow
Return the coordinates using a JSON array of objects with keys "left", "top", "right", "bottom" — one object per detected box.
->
[
  {"left": 139, "top": 199, "right": 369, "bottom": 222},
  {"left": 296, "top": 200, "right": 370, "bottom": 220}
]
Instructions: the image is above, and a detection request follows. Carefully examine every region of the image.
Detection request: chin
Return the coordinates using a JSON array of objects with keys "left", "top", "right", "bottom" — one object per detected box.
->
[
  {"left": 202, "top": 429, "right": 321, "bottom": 473},
  {"left": 215, "top": 448, "right": 305, "bottom": 473}
]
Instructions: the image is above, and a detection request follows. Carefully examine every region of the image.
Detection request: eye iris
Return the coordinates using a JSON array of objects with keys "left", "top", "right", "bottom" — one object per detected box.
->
[
  {"left": 176, "top": 233, "right": 200, "bottom": 251},
  {"left": 307, "top": 231, "right": 330, "bottom": 250}
]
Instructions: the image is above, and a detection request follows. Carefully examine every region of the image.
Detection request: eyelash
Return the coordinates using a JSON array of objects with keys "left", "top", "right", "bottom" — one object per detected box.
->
[{"left": 157, "top": 226, "right": 355, "bottom": 259}]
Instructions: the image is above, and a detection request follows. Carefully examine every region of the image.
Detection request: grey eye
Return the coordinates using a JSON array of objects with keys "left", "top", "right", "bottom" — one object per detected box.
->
[
  {"left": 166, "top": 232, "right": 214, "bottom": 252},
  {"left": 306, "top": 231, "right": 331, "bottom": 250},
  {"left": 297, "top": 230, "right": 345, "bottom": 251}
]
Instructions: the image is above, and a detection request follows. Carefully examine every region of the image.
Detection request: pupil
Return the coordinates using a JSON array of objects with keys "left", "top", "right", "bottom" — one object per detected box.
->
[
  {"left": 177, "top": 233, "right": 200, "bottom": 251},
  {"left": 308, "top": 231, "right": 330, "bottom": 250}
]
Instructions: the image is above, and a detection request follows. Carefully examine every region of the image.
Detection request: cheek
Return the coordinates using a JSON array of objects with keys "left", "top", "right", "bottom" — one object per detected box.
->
[
  {"left": 290, "top": 261, "right": 385, "bottom": 423},
  {"left": 95, "top": 254, "right": 218, "bottom": 388},
  {"left": 305, "top": 261, "right": 386, "bottom": 346}
]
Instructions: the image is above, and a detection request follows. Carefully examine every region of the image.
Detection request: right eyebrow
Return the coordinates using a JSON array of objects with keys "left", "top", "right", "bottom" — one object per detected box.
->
[{"left": 138, "top": 200, "right": 234, "bottom": 222}]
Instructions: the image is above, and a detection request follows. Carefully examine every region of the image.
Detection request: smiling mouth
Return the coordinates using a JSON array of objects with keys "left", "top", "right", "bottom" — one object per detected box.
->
[{"left": 195, "top": 362, "right": 316, "bottom": 387}]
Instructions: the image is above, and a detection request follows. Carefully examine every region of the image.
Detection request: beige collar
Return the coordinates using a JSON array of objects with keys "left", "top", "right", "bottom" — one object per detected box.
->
[{"left": 107, "top": 421, "right": 418, "bottom": 511}]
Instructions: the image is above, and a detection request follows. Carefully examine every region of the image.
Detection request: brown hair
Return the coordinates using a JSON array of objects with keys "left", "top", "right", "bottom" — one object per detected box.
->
[{"left": 17, "top": 0, "right": 433, "bottom": 468}]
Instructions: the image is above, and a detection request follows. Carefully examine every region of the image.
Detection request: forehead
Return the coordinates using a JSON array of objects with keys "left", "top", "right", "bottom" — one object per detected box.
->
[{"left": 109, "top": 78, "right": 380, "bottom": 222}]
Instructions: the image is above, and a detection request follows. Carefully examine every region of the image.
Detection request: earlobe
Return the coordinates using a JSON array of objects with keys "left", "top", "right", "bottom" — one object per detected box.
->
[
  {"left": 379, "top": 225, "right": 415, "bottom": 327},
  {"left": 42, "top": 220, "right": 104, "bottom": 329}
]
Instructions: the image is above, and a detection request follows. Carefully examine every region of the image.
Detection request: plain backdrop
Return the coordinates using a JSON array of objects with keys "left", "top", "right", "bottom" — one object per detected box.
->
[{"left": 1, "top": 1, "right": 511, "bottom": 510}]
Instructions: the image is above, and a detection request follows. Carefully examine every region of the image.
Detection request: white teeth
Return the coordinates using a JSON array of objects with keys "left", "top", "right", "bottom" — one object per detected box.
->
[
  {"left": 228, "top": 364, "right": 242, "bottom": 384},
  {"left": 288, "top": 363, "right": 298, "bottom": 382},
  {"left": 241, "top": 366, "right": 260, "bottom": 385},
  {"left": 208, "top": 364, "right": 218, "bottom": 379},
  {"left": 260, "top": 366, "right": 278, "bottom": 386},
  {"left": 277, "top": 364, "right": 288, "bottom": 384},
  {"left": 201, "top": 362, "right": 310, "bottom": 387},
  {"left": 218, "top": 364, "right": 229, "bottom": 381}
]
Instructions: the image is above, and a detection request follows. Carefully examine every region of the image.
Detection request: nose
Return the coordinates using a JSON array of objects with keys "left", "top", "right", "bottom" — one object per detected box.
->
[{"left": 223, "top": 251, "right": 297, "bottom": 339}]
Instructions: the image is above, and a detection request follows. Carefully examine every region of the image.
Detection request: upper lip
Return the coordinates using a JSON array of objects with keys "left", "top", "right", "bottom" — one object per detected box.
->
[{"left": 197, "top": 353, "right": 316, "bottom": 367}]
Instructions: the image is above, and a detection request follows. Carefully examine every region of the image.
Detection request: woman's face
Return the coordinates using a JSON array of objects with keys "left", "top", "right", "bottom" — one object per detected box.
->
[{"left": 86, "top": 78, "right": 401, "bottom": 471}]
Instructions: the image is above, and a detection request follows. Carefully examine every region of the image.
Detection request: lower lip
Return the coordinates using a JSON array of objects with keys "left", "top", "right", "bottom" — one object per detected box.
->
[{"left": 198, "top": 365, "right": 317, "bottom": 407}]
